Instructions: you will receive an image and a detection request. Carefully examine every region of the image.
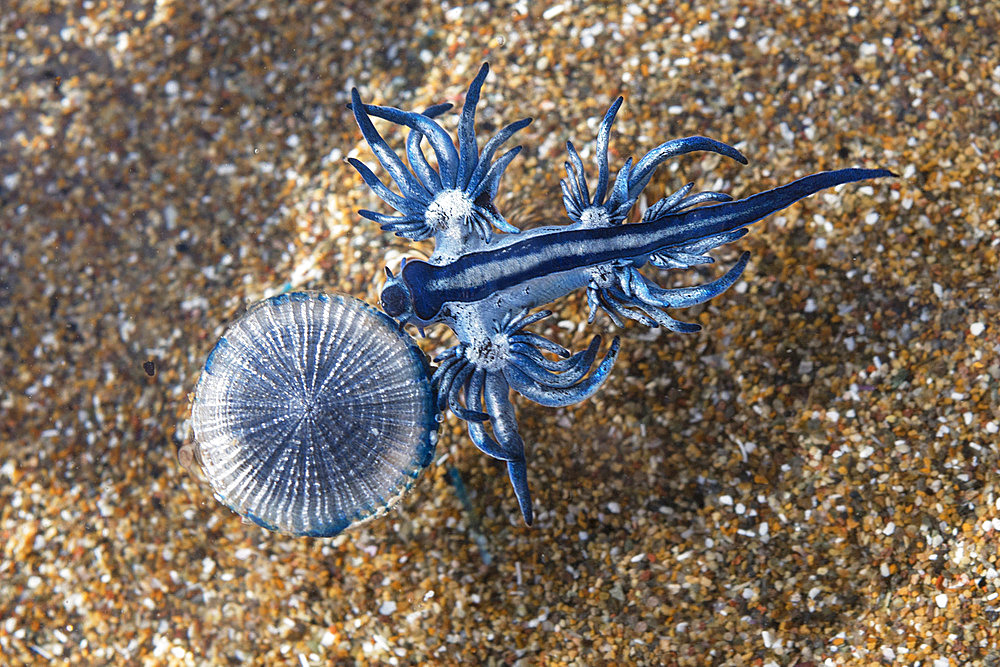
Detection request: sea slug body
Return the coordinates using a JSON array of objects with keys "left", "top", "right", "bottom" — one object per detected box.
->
[{"left": 189, "top": 63, "right": 892, "bottom": 535}]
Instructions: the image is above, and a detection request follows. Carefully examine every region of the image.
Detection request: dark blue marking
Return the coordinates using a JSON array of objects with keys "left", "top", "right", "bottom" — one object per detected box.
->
[
  {"left": 403, "top": 168, "right": 893, "bottom": 320},
  {"left": 203, "top": 336, "right": 229, "bottom": 374},
  {"left": 301, "top": 517, "right": 353, "bottom": 538},
  {"left": 242, "top": 507, "right": 281, "bottom": 534}
]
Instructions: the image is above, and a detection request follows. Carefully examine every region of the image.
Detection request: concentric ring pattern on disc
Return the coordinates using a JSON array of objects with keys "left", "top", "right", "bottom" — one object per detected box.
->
[{"left": 191, "top": 291, "right": 437, "bottom": 537}]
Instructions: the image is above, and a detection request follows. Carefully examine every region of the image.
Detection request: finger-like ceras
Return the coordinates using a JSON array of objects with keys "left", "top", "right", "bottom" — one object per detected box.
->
[{"left": 350, "top": 63, "right": 892, "bottom": 524}]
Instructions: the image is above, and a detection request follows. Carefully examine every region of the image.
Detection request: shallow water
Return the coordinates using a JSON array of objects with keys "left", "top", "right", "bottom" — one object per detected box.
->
[{"left": 2, "top": 1, "right": 999, "bottom": 663}]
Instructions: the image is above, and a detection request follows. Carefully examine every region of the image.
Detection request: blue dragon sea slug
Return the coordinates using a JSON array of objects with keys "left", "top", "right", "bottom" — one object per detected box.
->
[{"left": 188, "top": 63, "right": 892, "bottom": 536}]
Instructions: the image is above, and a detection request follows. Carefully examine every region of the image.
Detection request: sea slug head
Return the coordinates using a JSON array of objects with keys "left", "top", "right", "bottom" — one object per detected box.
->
[{"left": 380, "top": 264, "right": 416, "bottom": 325}]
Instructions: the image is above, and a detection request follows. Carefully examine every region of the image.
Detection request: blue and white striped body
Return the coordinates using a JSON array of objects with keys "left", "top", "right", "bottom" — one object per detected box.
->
[
  {"left": 350, "top": 63, "right": 893, "bottom": 525},
  {"left": 394, "top": 167, "right": 885, "bottom": 325}
]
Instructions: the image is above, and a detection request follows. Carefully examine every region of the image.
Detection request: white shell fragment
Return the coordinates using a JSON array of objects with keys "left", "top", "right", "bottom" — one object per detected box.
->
[{"left": 191, "top": 291, "right": 437, "bottom": 536}]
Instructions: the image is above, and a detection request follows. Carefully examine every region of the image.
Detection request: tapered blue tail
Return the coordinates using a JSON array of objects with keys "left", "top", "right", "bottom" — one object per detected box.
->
[{"left": 653, "top": 168, "right": 895, "bottom": 247}]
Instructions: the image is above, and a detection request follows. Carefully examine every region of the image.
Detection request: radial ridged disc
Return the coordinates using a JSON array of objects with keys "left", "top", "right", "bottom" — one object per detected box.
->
[{"left": 191, "top": 291, "right": 437, "bottom": 537}]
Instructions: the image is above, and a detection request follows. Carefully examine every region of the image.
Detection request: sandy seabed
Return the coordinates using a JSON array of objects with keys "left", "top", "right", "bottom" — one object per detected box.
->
[{"left": 2, "top": 1, "right": 999, "bottom": 664}]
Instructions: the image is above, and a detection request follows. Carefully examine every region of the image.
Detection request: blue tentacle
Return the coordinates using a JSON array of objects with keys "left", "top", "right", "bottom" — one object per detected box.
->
[
  {"left": 649, "top": 228, "right": 749, "bottom": 268},
  {"left": 512, "top": 334, "right": 601, "bottom": 376},
  {"left": 389, "top": 225, "right": 434, "bottom": 241},
  {"left": 464, "top": 210, "right": 492, "bottom": 244},
  {"left": 642, "top": 186, "right": 734, "bottom": 223},
  {"left": 465, "top": 369, "right": 518, "bottom": 462},
  {"left": 466, "top": 118, "right": 532, "bottom": 192},
  {"left": 405, "top": 103, "right": 452, "bottom": 194},
  {"left": 603, "top": 159, "right": 634, "bottom": 221},
  {"left": 565, "top": 141, "right": 590, "bottom": 205},
  {"left": 510, "top": 337, "right": 602, "bottom": 389},
  {"left": 591, "top": 288, "right": 627, "bottom": 327},
  {"left": 510, "top": 348, "right": 563, "bottom": 374},
  {"left": 353, "top": 101, "right": 461, "bottom": 189},
  {"left": 509, "top": 332, "right": 569, "bottom": 358},
  {"left": 504, "top": 460, "right": 533, "bottom": 526},
  {"left": 505, "top": 337, "right": 620, "bottom": 408},
  {"left": 465, "top": 369, "right": 503, "bottom": 452},
  {"left": 419, "top": 102, "right": 454, "bottom": 117},
  {"left": 448, "top": 364, "right": 488, "bottom": 422},
  {"left": 474, "top": 205, "right": 519, "bottom": 236},
  {"left": 678, "top": 228, "right": 749, "bottom": 254},
  {"left": 470, "top": 146, "right": 523, "bottom": 203},
  {"left": 457, "top": 63, "right": 490, "bottom": 189},
  {"left": 509, "top": 341, "right": 558, "bottom": 364},
  {"left": 406, "top": 138, "right": 442, "bottom": 194},
  {"left": 672, "top": 191, "right": 733, "bottom": 211},
  {"left": 593, "top": 96, "right": 623, "bottom": 205},
  {"left": 628, "top": 301, "right": 701, "bottom": 333},
  {"left": 561, "top": 180, "right": 582, "bottom": 219},
  {"left": 597, "top": 286, "right": 657, "bottom": 327},
  {"left": 350, "top": 89, "right": 428, "bottom": 200},
  {"left": 431, "top": 345, "right": 489, "bottom": 423},
  {"left": 357, "top": 209, "right": 421, "bottom": 226},
  {"left": 562, "top": 159, "right": 583, "bottom": 209},
  {"left": 347, "top": 158, "right": 428, "bottom": 212},
  {"left": 585, "top": 283, "right": 601, "bottom": 324},
  {"left": 504, "top": 308, "right": 552, "bottom": 332},
  {"left": 652, "top": 183, "right": 695, "bottom": 217},
  {"left": 632, "top": 252, "right": 750, "bottom": 309},
  {"left": 596, "top": 276, "right": 701, "bottom": 332},
  {"left": 562, "top": 96, "right": 624, "bottom": 217},
  {"left": 432, "top": 355, "right": 466, "bottom": 410},
  {"left": 433, "top": 345, "right": 463, "bottom": 363},
  {"left": 466, "top": 419, "right": 504, "bottom": 459},
  {"left": 483, "top": 372, "right": 533, "bottom": 525},
  {"left": 509, "top": 355, "right": 575, "bottom": 389},
  {"left": 629, "top": 136, "right": 748, "bottom": 199}
]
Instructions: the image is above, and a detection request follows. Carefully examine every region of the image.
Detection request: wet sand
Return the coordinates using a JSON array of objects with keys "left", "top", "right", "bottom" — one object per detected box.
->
[{"left": 2, "top": 1, "right": 999, "bottom": 664}]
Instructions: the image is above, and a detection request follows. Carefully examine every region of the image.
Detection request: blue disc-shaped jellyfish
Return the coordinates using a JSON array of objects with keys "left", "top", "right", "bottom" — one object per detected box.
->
[{"left": 190, "top": 291, "right": 438, "bottom": 537}]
